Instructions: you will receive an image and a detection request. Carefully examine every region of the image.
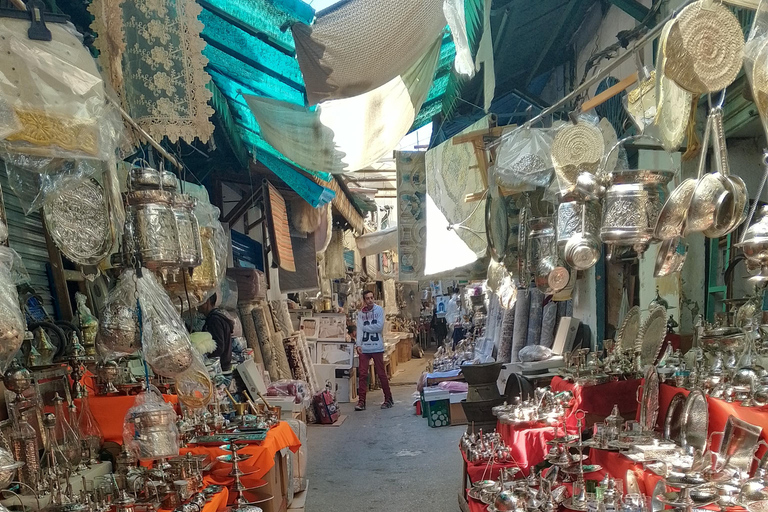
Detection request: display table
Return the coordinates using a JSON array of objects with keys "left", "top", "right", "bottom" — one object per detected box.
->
[
  {"left": 551, "top": 376, "right": 642, "bottom": 428},
  {"left": 181, "top": 421, "right": 301, "bottom": 488},
  {"left": 78, "top": 394, "right": 179, "bottom": 444},
  {"left": 158, "top": 486, "right": 229, "bottom": 512},
  {"left": 656, "top": 383, "right": 768, "bottom": 456},
  {"left": 0, "top": 461, "right": 112, "bottom": 508},
  {"left": 461, "top": 449, "right": 523, "bottom": 484},
  {"left": 495, "top": 421, "right": 561, "bottom": 474}
]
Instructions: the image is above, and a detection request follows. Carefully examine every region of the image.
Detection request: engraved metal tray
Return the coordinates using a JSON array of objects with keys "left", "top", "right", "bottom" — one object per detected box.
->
[
  {"left": 638, "top": 306, "right": 667, "bottom": 367},
  {"left": 616, "top": 306, "right": 641, "bottom": 352},
  {"left": 663, "top": 392, "right": 686, "bottom": 443},
  {"left": 680, "top": 390, "right": 708, "bottom": 454}
]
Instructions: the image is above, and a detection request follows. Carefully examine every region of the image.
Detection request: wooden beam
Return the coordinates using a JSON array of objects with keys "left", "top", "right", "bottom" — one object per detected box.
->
[
  {"left": 580, "top": 72, "right": 638, "bottom": 112},
  {"left": 526, "top": 0, "right": 580, "bottom": 85},
  {"left": 223, "top": 187, "right": 261, "bottom": 225},
  {"left": 41, "top": 217, "right": 73, "bottom": 322}
]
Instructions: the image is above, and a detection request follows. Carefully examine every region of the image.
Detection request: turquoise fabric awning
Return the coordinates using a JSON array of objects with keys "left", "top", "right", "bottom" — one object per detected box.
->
[{"left": 197, "top": 0, "right": 460, "bottom": 203}]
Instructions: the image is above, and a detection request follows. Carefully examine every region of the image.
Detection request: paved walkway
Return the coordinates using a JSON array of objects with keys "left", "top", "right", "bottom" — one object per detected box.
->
[{"left": 305, "top": 353, "right": 464, "bottom": 511}]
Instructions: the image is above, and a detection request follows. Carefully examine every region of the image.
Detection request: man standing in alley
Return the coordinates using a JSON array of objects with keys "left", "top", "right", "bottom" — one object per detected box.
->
[{"left": 355, "top": 290, "right": 393, "bottom": 411}]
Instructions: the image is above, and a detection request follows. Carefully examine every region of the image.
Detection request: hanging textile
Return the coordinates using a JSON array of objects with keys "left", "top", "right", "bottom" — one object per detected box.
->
[
  {"left": 326, "top": 230, "right": 346, "bottom": 280},
  {"left": 88, "top": 0, "right": 215, "bottom": 143},
  {"left": 475, "top": 0, "right": 496, "bottom": 111},
  {"left": 244, "top": 39, "right": 441, "bottom": 173},
  {"left": 265, "top": 183, "right": 295, "bottom": 272},
  {"left": 424, "top": 116, "right": 490, "bottom": 275},
  {"left": 292, "top": 0, "right": 472, "bottom": 105},
  {"left": 395, "top": 151, "right": 427, "bottom": 281},
  {"left": 356, "top": 227, "right": 398, "bottom": 258}
]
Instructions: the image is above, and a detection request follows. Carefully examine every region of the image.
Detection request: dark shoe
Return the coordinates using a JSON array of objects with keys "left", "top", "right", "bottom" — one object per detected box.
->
[
  {"left": 354, "top": 402, "right": 366, "bottom": 411},
  {"left": 381, "top": 399, "right": 394, "bottom": 409}
]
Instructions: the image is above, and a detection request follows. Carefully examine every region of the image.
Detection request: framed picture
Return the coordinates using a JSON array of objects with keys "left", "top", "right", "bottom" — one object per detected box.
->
[
  {"left": 300, "top": 317, "right": 318, "bottom": 340},
  {"left": 317, "top": 342, "right": 354, "bottom": 368},
  {"left": 316, "top": 314, "right": 346, "bottom": 341}
]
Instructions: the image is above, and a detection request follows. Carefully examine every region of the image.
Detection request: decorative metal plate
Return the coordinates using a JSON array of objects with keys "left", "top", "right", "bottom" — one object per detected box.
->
[
  {"left": 639, "top": 365, "right": 660, "bottom": 432},
  {"left": 638, "top": 306, "right": 667, "bottom": 367},
  {"left": 663, "top": 392, "right": 686, "bottom": 443},
  {"left": 680, "top": 390, "right": 708, "bottom": 455},
  {"left": 43, "top": 178, "right": 113, "bottom": 266},
  {"left": 616, "top": 306, "right": 641, "bottom": 352},
  {"left": 656, "top": 22, "right": 692, "bottom": 152}
]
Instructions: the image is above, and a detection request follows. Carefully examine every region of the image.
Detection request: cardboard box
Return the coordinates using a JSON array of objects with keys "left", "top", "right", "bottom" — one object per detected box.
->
[
  {"left": 284, "top": 420, "right": 307, "bottom": 493},
  {"left": 449, "top": 402, "right": 467, "bottom": 425},
  {"left": 396, "top": 335, "right": 413, "bottom": 363},
  {"left": 241, "top": 452, "right": 289, "bottom": 512}
]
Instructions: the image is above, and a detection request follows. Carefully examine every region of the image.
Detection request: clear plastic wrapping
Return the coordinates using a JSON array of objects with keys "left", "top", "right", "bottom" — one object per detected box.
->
[
  {"left": 218, "top": 276, "right": 239, "bottom": 311},
  {"left": 162, "top": 198, "right": 228, "bottom": 310},
  {"left": 0, "top": 247, "right": 27, "bottom": 372},
  {"left": 494, "top": 127, "right": 554, "bottom": 190},
  {"left": 139, "top": 271, "right": 196, "bottom": 378},
  {"left": 97, "top": 268, "right": 195, "bottom": 378},
  {"left": 96, "top": 270, "right": 142, "bottom": 361},
  {"left": 123, "top": 388, "right": 179, "bottom": 461},
  {"left": 4, "top": 157, "right": 101, "bottom": 214},
  {"left": 267, "top": 379, "right": 311, "bottom": 406},
  {"left": 0, "top": 18, "right": 124, "bottom": 162},
  {"left": 174, "top": 352, "right": 213, "bottom": 411}
]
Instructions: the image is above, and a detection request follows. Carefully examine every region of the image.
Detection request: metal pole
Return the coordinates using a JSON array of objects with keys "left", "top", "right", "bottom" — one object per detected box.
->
[
  {"left": 487, "top": 0, "right": 699, "bottom": 149},
  {"left": 106, "top": 96, "right": 184, "bottom": 170}
]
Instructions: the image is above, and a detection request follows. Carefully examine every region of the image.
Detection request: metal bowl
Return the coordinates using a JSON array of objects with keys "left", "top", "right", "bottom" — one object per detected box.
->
[{"left": 735, "top": 205, "right": 768, "bottom": 266}]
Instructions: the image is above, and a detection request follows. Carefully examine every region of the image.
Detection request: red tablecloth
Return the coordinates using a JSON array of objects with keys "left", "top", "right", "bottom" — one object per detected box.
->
[
  {"left": 551, "top": 376, "right": 642, "bottom": 429},
  {"left": 496, "top": 421, "right": 563, "bottom": 473},
  {"left": 590, "top": 449, "right": 663, "bottom": 496},
  {"left": 467, "top": 495, "right": 487, "bottom": 512},
  {"left": 181, "top": 421, "right": 301, "bottom": 488},
  {"left": 657, "top": 384, "right": 768, "bottom": 458},
  {"left": 462, "top": 448, "right": 525, "bottom": 483},
  {"left": 159, "top": 486, "right": 229, "bottom": 512},
  {"left": 46, "top": 393, "right": 180, "bottom": 444}
]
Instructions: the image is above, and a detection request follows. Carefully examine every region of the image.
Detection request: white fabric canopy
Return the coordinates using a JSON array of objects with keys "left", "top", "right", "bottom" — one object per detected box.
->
[
  {"left": 292, "top": 0, "right": 472, "bottom": 105},
  {"left": 244, "top": 38, "right": 440, "bottom": 174},
  {"left": 424, "top": 116, "right": 490, "bottom": 276},
  {"left": 356, "top": 226, "right": 398, "bottom": 257}
]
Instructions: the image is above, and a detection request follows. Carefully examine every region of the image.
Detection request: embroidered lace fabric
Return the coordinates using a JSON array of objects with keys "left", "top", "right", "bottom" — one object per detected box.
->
[{"left": 89, "top": 0, "right": 214, "bottom": 143}]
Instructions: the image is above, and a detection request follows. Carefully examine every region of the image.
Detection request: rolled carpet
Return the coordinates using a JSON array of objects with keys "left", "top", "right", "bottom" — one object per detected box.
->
[{"left": 511, "top": 289, "right": 530, "bottom": 362}]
